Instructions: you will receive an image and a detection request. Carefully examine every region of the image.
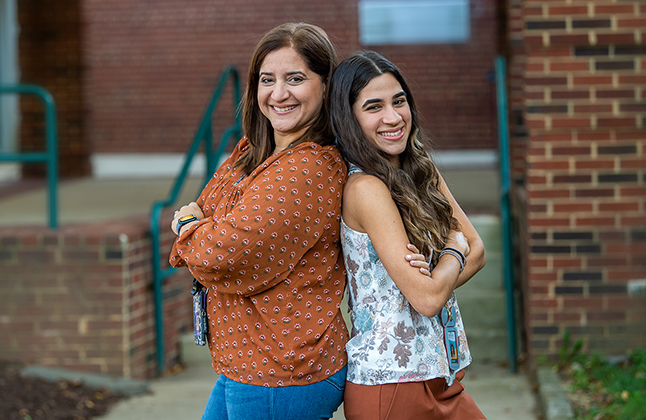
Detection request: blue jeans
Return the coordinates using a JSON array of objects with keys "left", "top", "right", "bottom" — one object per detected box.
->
[{"left": 201, "top": 366, "right": 347, "bottom": 420}]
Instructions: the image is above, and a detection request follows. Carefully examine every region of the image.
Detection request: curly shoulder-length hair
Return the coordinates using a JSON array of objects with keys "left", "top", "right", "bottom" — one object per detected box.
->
[
  {"left": 236, "top": 22, "right": 338, "bottom": 175},
  {"left": 329, "top": 50, "right": 458, "bottom": 261}
]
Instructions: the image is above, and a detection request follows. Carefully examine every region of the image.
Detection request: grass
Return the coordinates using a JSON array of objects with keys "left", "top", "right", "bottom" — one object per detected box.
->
[{"left": 557, "top": 336, "right": 646, "bottom": 420}]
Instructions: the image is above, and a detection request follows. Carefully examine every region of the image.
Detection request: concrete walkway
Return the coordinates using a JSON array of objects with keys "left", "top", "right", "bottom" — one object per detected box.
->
[{"left": 96, "top": 348, "right": 538, "bottom": 420}]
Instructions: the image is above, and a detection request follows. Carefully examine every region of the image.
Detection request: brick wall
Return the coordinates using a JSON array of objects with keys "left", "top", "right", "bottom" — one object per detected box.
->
[
  {"left": 17, "top": 0, "right": 91, "bottom": 178},
  {"left": 509, "top": 0, "right": 646, "bottom": 362},
  {"left": 80, "top": 0, "right": 499, "bottom": 155},
  {"left": 0, "top": 216, "right": 192, "bottom": 379}
]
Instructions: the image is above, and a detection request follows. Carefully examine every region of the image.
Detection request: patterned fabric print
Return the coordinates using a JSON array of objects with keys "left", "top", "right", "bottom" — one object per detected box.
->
[
  {"left": 170, "top": 137, "right": 349, "bottom": 387},
  {"left": 341, "top": 220, "right": 472, "bottom": 386}
]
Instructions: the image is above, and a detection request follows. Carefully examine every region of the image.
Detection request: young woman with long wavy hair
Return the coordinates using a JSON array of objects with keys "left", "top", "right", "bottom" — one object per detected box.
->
[{"left": 329, "top": 50, "right": 487, "bottom": 420}]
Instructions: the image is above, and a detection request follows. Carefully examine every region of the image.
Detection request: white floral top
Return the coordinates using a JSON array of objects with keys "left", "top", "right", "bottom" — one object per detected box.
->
[{"left": 341, "top": 179, "right": 472, "bottom": 386}]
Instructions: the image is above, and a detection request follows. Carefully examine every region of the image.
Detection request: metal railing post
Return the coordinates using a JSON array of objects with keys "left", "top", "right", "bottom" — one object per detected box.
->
[
  {"left": 495, "top": 56, "right": 518, "bottom": 373},
  {"left": 0, "top": 84, "right": 58, "bottom": 228},
  {"left": 149, "top": 67, "right": 241, "bottom": 374}
]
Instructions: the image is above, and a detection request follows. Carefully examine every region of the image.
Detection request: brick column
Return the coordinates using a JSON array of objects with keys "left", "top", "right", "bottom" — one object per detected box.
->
[
  {"left": 512, "top": 0, "right": 646, "bottom": 361},
  {"left": 0, "top": 217, "right": 192, "bottom": 379}
]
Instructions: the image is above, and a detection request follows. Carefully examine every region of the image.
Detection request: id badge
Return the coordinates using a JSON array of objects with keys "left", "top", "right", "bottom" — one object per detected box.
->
[
  {"left": 441, "top": 305, "right": 460, "bottom": 371},
  {"left": 191, "top": 279, "right": 208, "bottom": 346}
]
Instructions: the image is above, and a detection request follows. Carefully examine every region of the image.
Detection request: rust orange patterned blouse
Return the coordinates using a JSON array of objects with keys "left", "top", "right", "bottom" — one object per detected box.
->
[{"left": 169, "top": 137, "right": 348, "bottom": 387}]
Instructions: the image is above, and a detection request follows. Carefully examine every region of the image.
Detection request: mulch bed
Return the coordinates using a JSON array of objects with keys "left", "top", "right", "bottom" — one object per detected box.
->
[{"left": 0, "top": 362, "right": 127, "bottom": 420}]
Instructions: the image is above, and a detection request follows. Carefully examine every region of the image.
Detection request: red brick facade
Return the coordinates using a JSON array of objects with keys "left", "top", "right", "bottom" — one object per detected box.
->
[
  {"left": 508, "top": 0, "right": 646, "bottom": 361},
  {"left": 0, "top": 217, "right": 191, "bottom": 379}
]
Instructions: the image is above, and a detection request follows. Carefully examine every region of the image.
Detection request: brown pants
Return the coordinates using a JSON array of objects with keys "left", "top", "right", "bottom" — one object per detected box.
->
[{"left": 343, "top": 370, "right": 487, "bottom": 420}]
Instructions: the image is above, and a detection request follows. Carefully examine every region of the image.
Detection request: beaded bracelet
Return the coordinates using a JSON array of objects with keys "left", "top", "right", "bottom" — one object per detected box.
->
[{"left": 439, "top": 247, "right": 467, "bottom": 274}]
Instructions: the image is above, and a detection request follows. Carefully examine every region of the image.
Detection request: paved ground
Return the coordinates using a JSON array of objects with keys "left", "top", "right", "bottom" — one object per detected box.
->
[
  {"left": 96, "top": 357, "right": 215, "bottom": 420},
  {"left": 96, "top": 329, "right": 538, "bottom": 420},
  {"left": 96, "top": 356, "right": 537, "bottom": 420},
  {"left": 463, "top": 363, "right": 538, "bottom": 419}
]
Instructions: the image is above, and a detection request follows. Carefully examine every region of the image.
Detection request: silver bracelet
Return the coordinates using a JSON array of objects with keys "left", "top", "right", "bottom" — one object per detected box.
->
[
  {"left": 439, "top": 248, "right": 466, "bottom": 274},
  {"left": 443, "top": 246, "right": 466, "bottom": 266}
]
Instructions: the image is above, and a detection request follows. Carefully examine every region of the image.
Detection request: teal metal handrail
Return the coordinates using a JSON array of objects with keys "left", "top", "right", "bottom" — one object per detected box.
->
[
  {"left": 495, "top": 56, "right": 518, "bottom": 373},
  {"left": 150, "top": 66, "right": 242, "bottom": 374},
  {"left": 0, "top": 84, "right": 58, "bottom": 228}
]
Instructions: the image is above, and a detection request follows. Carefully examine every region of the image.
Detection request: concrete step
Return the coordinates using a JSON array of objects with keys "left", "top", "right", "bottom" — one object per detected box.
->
[
  {"left": 180, "top": 333, "right": 212, "bottom": 367},
  {"left": 458, "top": 286, "right": 508, "bottom": 364},
  {"left": 469, "top": 214, "right": 502, "bottom": 249},
  {"left": 456, "top": 214, "right": 509, "bottom": 364},
  {"left": 457, "top": 288, "right": 507, "bottom": 330},
  {"left": 468, "top": 251, "right": 503, "bottom": 290},
  {"left": 468, "top": 214, "right": 503, "bottom": 289},
  {"left": 441, "top": 168, "right": 500, "bottom": 214},
  {"left": 466, "top": 328, "right": 509, "bottom": 363}
]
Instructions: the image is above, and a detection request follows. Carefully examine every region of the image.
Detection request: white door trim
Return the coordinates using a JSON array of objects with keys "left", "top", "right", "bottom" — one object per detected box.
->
[{"left": 0, "top": 0, "right": 20, "bottom": 157}]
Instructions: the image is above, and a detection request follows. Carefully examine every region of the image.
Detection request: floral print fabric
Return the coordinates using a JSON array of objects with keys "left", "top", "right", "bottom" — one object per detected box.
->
[{"left": 341, "top": 212, "right": 472, "bottom": 386}]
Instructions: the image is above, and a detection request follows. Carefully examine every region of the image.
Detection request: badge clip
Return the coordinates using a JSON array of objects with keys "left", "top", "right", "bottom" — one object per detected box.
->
[
  {"left": 191, "top": 279, "right": 209, "bottom": 346},
  {"left": 441, "top": 305, "right": 460, "bottom": 371}
]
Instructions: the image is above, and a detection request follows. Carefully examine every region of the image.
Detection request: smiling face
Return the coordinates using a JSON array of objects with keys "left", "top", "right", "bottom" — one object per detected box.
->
[
  {"left": 352, "top": 73, "right": 412, "bottom": 167},
  {"left": 257, "top": 47, "right": 326, "bottom": 150}
]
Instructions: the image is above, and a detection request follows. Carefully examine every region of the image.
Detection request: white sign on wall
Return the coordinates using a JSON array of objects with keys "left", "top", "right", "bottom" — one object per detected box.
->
[{"left": 359, "top": 0, "right": 471, "bottom": 45}]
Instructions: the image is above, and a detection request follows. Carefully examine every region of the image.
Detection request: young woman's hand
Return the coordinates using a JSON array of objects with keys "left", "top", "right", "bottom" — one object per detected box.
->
[
  {"left": 446, "top": 230, "right": 470, "bottom": 257},
  {"left": 405, "top": 244, "right": 431, "bottom": 277}
]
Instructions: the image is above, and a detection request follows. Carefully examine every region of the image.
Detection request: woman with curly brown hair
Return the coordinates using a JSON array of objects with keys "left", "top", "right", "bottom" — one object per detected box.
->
[{"left": 329, "top": 50, "right": 487, "bottom": 419}]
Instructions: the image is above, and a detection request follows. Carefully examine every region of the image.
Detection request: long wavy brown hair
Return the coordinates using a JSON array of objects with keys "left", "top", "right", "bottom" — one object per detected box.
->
[
  {"left": 236, "top": 22, "right": 338, "bottom": 175},
  {"left": 329, "top": 51, "right": 458, "bottom": 262}
]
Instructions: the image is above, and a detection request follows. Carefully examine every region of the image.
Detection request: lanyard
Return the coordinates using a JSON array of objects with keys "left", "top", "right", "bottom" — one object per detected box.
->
[{"left": 440, "top": 303, "right": 460, "bottom": 371}]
